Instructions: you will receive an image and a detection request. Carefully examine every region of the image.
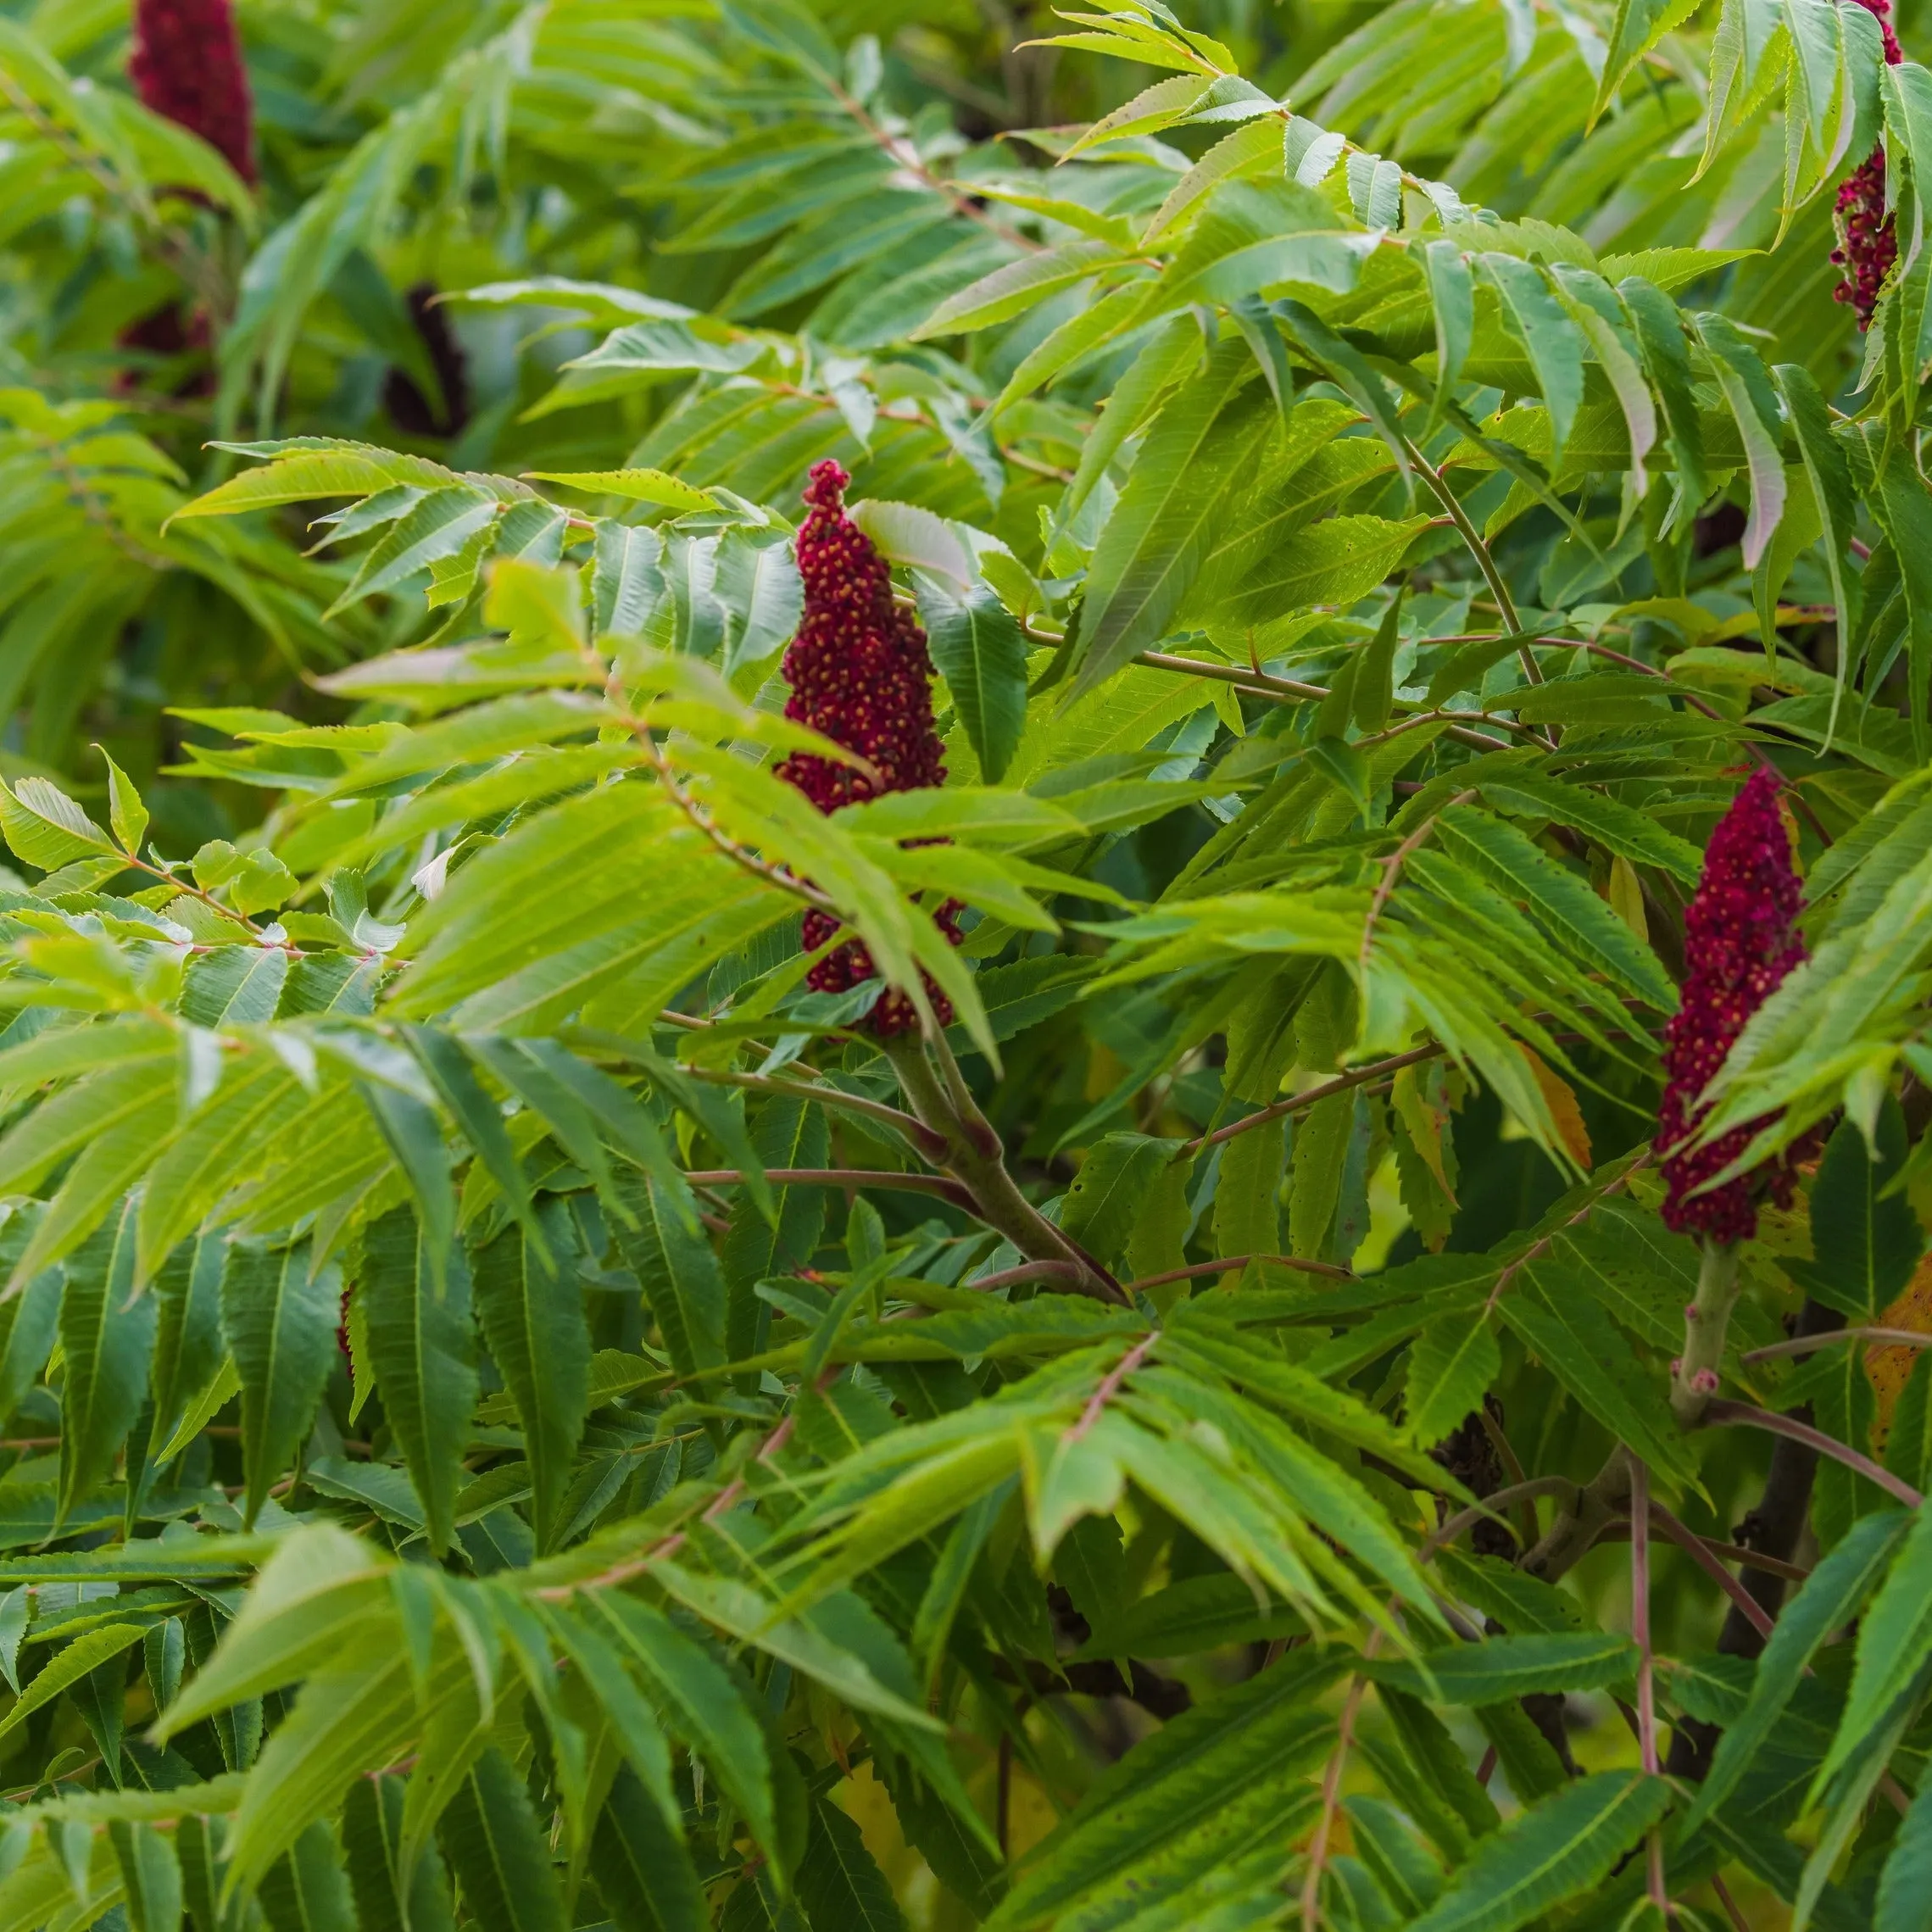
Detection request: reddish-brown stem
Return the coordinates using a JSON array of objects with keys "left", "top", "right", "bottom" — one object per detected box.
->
[
  {"left": 125, "top": 849, "right": 270, "bottom": 938},
  {"left": 1701, "top": 1400, "right": 1923, "bottom": 1507},
  {"left": 1488, "top": 1155, "right": 1649, "bottom": 1313},
  {"left": 968, "top": 1261, "right": 1083, "bottom": 1292},
  {"left": 1125, "top": 1254, "right": 1353, "bottom": 1291},
  {"left": 1066, "top": 1333, "right": 1158, "bottom": 1444},
  {"left": 1183, "top": 1044, "right": 1444, "bottom": 1156},
  {"left": 1743, "top": 1325, "right": 1932, "bottom": 1363},
  {"left": 1595, "top": 1522, "right": 1809, "bottom": 1588},
  {"left": 1631, "top": 1462, "right": 1659, "bottom": 1776},
  {"left": 536, "top": 1374, "right": 821, "bottom": 1601},
  {"left": 1710, "top": 1874, "right": 1751, "bottom": 1932},
  {"left": 996, "top": 1732, "right": 1013, "bottom": 1858},
  {"left": 1646, "top": 1502, "right": 1777, "bottom": 1643},
  {"left": 1419, "top": 1476, "right": 1579, "bottom": 1559},
  {"left": 1300, "top": 1661, "right": 1374, "bottom": 1930},
  {"left": 1361, "top": 791, "right": 1475, "bottom": 968},
  {"left": 682, "top": 1168, "right": 977, "bottom": 1211},
  {"left": 1699, "top": 1536, "right": 1809, "bottom": 1585},
  {"left": 626, "top": 717, "right": 843, "bottom": 914},
  {"left": 676, "top": 1063, "right": 949, "bottom": 1161},
  {"left": 1630, "top": 1461, "right": 1670, "bottom": 1918}
]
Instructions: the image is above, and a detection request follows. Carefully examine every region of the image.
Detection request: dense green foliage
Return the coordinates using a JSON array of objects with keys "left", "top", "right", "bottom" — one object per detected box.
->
[{"left": 5, "top": 0, "right": 1932, "bottom": 1927}]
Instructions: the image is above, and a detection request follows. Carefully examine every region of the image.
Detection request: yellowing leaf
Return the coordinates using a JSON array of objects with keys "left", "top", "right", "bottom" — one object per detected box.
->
[
  {"left": 1392, "top": 1062, "right": 1457, "bottom": 1202},
  {"left": 1606, "top": 854, "right": 1649, "bottom": 942},
  {"left": 1517, "top": 1045, "right": 1592, "bottom": 1171}
]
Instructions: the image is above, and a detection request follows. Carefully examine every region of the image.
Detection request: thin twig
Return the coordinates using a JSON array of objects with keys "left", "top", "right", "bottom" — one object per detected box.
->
[
  {"left": 966, "top": 1261, "right": 1083, "bottom": 1292},
  {"left": 3, "top": 1756, "right": 100, "bottom": 1805},
  {"left": 1476, "top": 1406, "right": 1539, "bottom": 1548},
  {"left": 1477, "top": 1407, "right": 1528, "bottom": 1491},
  {"left": 1709, "top": 1874, "right": 1751, "bottom": 1932},
  {"left": 1137, "top": 650, "right": 1332, "bottom": 704},
  {"left": 1065, "top": 1333, "right": 1158, "bottom": 1443},
  {"left": 1373, "top": 707, "right": 1549, "bottom": 749},
  {"left": 1645, "top": 1502, "right": 1776, "bottom": 1643},
  {"left": 1562, "top": 637, "right": 1833, "bottom": 843},
  {"left": 1595, "top": 1522, "right": 1810, "bottom": 1587},
  {"left": 1361, "top": 791, "right": 1475, "bottom": 968},
  {"left": 1701, "top": 1400, "right": 1924, "bottom": 1508},
  {"left": 536, "top": 1376, "right": 820, "bottom": 1601},
  {"left": 1443, "top": 721, "right": 1519, "bottom": 753},
  {"left": 626, "top": 716, "right": 839, "bottom": 914},
  {"left": 1630, "top": 1460, "right": 1671, "bottom": 1919},
  {"left": 681, "top": 1167, "right": 977, "bottom": 1211},
  {"left": 1697, "top": 1536, "right": 1809, "bottom": 1585},
  {"left": 1124, "top": 1254, "right": 1353, "bottom": 1291},
  {"left": 1133, "top": 649, "right": 1542, "bottom": 751},
  {"left": 1401, "top": 438, "right": 1538, "bottom": 688},
  {"left": 826, "top": 73, "right": 1045, "bottom": 253},
  {"left": 1004, "top": 446, "right": 1076, "bottom": 483},
  {"left": 1631, "top": 1461, "right": 1657, "bottom": 1777},
  {"left": 1183, "top": 1044, "right": 1444, "bottom": 1157},
  {"left": 1300, "top": 1652, "right": 1376, "bottom": 1929},
  {"left": 1634, "top": 1528, "right": 1672, "bottom": 1894},
  {"left": 1486, "top": 1156, "right": 1649, "bottom": 1312},
  {"left": 996, "top": 1731, "right": 1013, "bottom": 1857},
  {"left": 1742, "top": 1325, "right": 1932, "bottom": 1364},
  {"left": 671, "top": 1062, "right": 946, "bottom": 1159},
  {"left": 1419, "top": 1476, "right": 1579, "bottom": 1559},
  {"left": 119, "top": 845, "right": 267, "bottom": 938}
]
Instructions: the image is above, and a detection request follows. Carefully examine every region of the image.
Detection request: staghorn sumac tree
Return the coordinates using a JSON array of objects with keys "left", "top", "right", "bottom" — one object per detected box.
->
[{"left": 0, "top": 0, "right": 1928, "bottom": 1928}]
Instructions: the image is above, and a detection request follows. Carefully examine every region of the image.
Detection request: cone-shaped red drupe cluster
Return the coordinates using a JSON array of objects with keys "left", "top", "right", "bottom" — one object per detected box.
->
[
  {"left": 1832, "top": 0, "right": 1902, "bottom": 328},
  {"left": 1833, "top": 155, "right": 1898, "bottom": 330},
  {"left": 1654, "top": 767, "right": 1809, "bottom": 1244},
  {"left": 777, "top": 460, "right": 958, "bottom": 1036},
  {"left": 131, "top": 0, "right": 257, "bottom": 186},
  {"left": 779, "top": 461, "right": 947, "bottom": 808}
]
